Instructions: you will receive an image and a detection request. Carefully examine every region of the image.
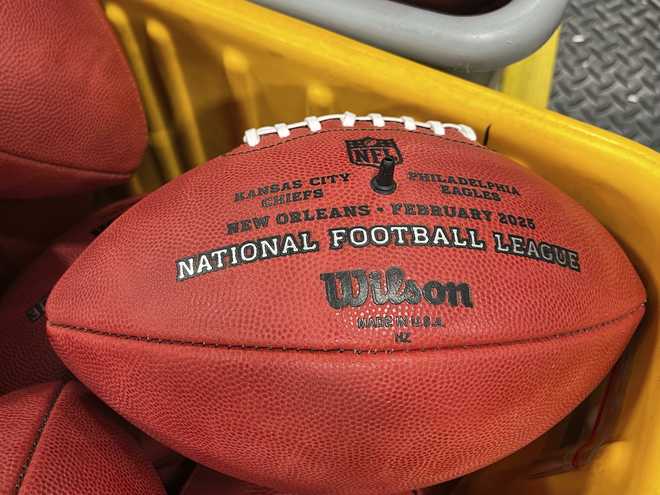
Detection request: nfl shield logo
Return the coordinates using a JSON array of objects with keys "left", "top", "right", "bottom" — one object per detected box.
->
[{"left": 345, "top": 137, "right": 403, "bottom": 167}]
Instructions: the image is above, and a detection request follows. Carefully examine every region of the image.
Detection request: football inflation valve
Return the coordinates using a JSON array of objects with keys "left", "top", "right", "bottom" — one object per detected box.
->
[{"left": 371, "top": 156, "right": 397, "bottom": 194}]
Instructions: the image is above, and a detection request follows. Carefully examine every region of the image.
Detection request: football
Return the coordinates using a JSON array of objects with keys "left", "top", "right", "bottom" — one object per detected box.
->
[
  {"left": 47, "top": 113, "right": 646, "bottom": 494},
  {"left": 0, "top": 380, "right": 164, "bottom": 494},
  {"left": 0, "top": 197, "right": 138, "bottom": 395},
  {"left": 0, "top": 0, "right": 146, "bottom": 198}
]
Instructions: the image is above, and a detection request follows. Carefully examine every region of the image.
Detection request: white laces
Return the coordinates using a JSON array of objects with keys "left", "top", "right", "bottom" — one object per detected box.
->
[{"left": 243, "top": 112, "right": 477, "bottom": 147}]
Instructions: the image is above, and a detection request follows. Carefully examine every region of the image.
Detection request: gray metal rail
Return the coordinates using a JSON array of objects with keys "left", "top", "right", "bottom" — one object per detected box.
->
[{"left": 250, "top": 0, "right": 569, "bottom": 71}]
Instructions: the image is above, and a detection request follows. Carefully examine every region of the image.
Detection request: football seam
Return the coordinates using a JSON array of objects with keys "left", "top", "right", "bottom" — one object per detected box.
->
[
  {"left": 47, "top": 303, "right": 644, "bottom": 355},
  {"left": 225, "top": 127, "right": 487, "bottom": 157},
  {"left": 14, "top": 381, "right": 66, "bottom": 494},
  {"left": 0, "top": 148, "right": 132, "bottom": 179}
]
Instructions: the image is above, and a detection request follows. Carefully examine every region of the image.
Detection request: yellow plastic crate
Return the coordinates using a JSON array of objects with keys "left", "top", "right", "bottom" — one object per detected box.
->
[{"left": 104, "top": 1, "right": 660, "bottom": 493}]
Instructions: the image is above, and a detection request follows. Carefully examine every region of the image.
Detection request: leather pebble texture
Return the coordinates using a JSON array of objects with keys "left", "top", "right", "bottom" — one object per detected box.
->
[
  {"left": 0, "top": 0, "right": 147, "bottom": 198},
  {"left": 0, "top": 197, "right": 139, "bottom": 395},
  {"left": 46, "top": 118, "right": 647, "bottom": 494},
  {"left": 0, "top": 380, "right": 165, "bottom": 495}
]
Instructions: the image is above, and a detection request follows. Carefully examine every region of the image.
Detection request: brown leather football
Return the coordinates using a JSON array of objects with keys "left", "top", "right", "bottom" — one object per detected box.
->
[
  {"left": 0, "top": 198, "right": 138, "bottom": 395},
  {"left": 47, "top": 113, "right": 645, "bottom": 494},
  {"left": 0, "top": 381, "right": 164, "bottom": 494},
  {"left": 0, "top": 0, "right": 146, "bottom": 197}
]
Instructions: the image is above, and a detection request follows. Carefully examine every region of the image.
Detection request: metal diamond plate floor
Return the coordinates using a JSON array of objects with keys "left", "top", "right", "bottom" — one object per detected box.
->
[{"left": 550, "top": 0, "right": 660, "bottom": 151}]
